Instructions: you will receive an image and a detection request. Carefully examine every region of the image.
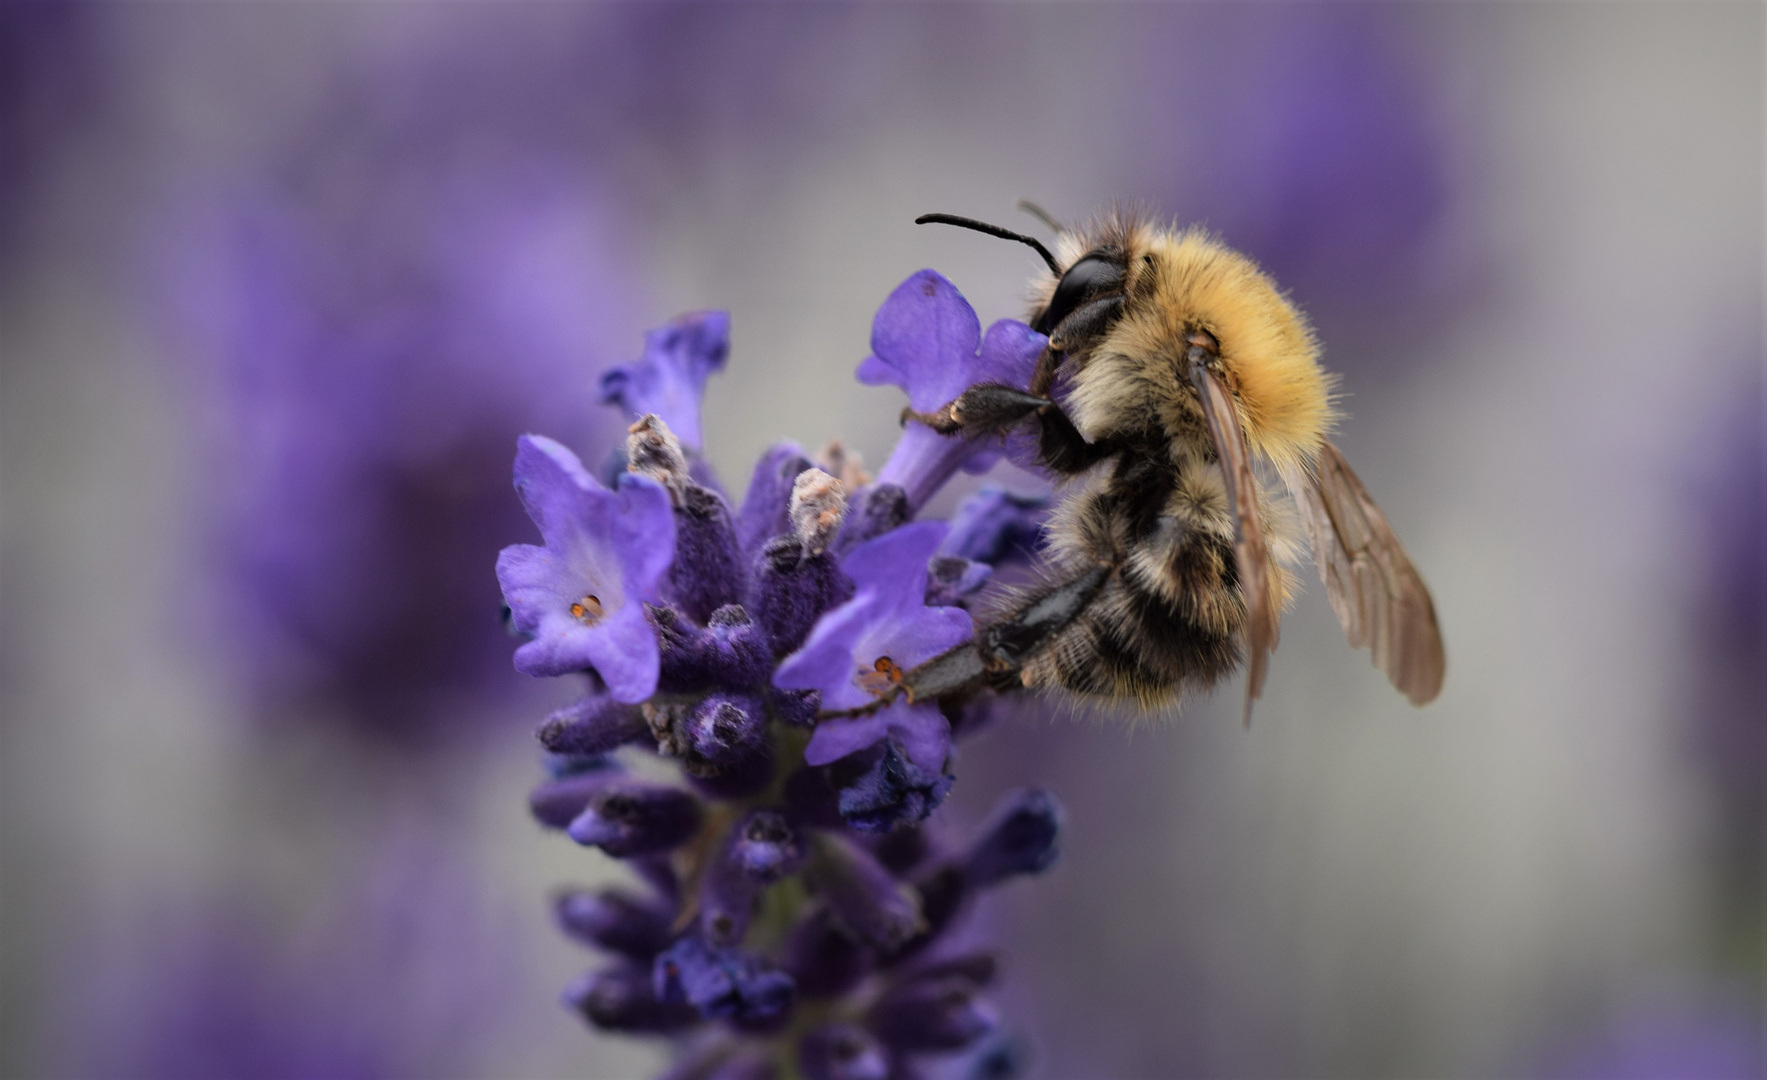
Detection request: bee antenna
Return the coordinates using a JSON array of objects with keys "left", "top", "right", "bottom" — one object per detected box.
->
[
  {"left": 915, "top": 212, "right": 1062, "bottom": 276},
  {"left": 1015, "top": 199, "right": 1065, "bottom": 233}
]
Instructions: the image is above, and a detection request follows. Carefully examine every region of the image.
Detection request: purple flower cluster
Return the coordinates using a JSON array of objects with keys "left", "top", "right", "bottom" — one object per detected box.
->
[{"left": 499, "top": 277, "right": 1059, "bottom": 1078}]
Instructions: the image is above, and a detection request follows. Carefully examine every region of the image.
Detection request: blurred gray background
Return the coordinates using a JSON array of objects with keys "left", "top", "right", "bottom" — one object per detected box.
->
[{"left": 2, "top": 4, "right": 1761, "bottom": 1078}]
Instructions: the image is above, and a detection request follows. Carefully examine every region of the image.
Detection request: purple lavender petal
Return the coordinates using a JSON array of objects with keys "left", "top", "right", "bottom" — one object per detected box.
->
[
  {"left": 736, "top": 442, "right": 814, "bottom": 559},
  {"left": 497, "top": 435, "right": 674, "bottom": 701},
  {"left": 961, "top": 789, "right": 1062, "bottom": 888},
  {"left": 867, "top": 973, "right": 998, "bottom": 1052},
  {"left": 554, "top": 888, "right": 677, "bottom": 960},
  {"left": 940, "top": 488, "right": 1051, "bottom": 566},
  {"left": 805, "top": 700, "right": 951, "bottom": 778},
  {"left": 772, "top": 591, "right": 882, "bottom": 709},
  {"left": 535, "top": 694, "right": 649, "bottom": 756},
  {"left": 528, "top": 769, "right": 622, "bottom": 830},
  {"left": 564, "top": 963, "right": 701, "bottom": 1034},
  {"left": 654, "top": 937, "right": 795, "bottom": 1023},
  {"left": 837, "top": 740, "right": 956, "bottom": 833},
  {"left": 858, "top": 271, "right": 980, "bottom": 413},
  {"left": 861, "top": 274, "right": 1045, "bottom": 511},
  {"left": 566, "top": 783, "right": 702, "bottom": 857},
  {"left": 806, "top": 834, "right": 922, "bottom": 953},
  {"left": 872, "top": 425, "right": 987, "bottom": 518},
  {"left": 598, "top": 310, "right": 730, "bottom": 453},
  {"left": 775, "top": 522, "right": 972, "bottom": 717}
]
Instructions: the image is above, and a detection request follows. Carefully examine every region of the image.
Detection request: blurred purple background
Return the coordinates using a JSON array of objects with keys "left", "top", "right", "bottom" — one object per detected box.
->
[{"left": 2, "top": 4, "right": 1760, "bottom": 1078}]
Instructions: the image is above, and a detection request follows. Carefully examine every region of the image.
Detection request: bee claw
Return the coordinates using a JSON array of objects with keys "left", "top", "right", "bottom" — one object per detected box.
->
[{"left": 901, "top": 404, "right": 962, "bottom": 434}]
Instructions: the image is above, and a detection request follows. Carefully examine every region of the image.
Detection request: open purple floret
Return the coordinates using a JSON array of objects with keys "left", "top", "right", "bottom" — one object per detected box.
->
[
  {"left": 497, "top": 435, "right": 675, "bottom": 702},
  {"left": 500, "top": 281, "right": 1062, "bottom": 1080},
  {"left": 598, "top": 310, "right": 729, "bottom": 454},
  {"left": 860, "top": 270, "right": 1045, "bottom": 512}
]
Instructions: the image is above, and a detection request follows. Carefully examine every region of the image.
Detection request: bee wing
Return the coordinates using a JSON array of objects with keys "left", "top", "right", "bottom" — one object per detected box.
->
[
  {"left": 1282, "top": 442, "right": 1445, "bottom": 705},
  {"left": 1188, "top": 363, "right": 1278, "bottom": 724}
]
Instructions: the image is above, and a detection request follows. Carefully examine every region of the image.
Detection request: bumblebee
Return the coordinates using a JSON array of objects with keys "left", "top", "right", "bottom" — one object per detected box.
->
[{"left": 901, "top": 206, "right": 1445, "bottom": 718}]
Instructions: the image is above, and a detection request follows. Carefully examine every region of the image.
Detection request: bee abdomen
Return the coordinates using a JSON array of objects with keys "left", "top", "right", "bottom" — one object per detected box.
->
[{"left": 1020, "top": 553, "right": 1242, "bottom": 706}]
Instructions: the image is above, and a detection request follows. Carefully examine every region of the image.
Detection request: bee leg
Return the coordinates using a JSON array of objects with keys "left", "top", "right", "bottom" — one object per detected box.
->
[
  {"left": 903, "top": 383, "right": 1111, "bottom": 476},
  {"left": 901, "top": 383, "right": 1051, "bottom": 436},
  {"left": 904, "top": 563, "right": 1113, "bottom": 701}
]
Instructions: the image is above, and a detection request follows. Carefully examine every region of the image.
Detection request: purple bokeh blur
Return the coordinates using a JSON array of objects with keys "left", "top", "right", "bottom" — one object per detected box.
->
[{"left": 2, "top": 5, "right": 1759, "bottom": 1079}]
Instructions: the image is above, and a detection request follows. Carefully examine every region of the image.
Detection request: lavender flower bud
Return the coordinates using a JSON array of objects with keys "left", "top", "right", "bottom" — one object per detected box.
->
[
  {"left": 630, "top": 415, "right": 745, "bottom": 621},
  {"left": 832, "top": 483, "right": 909, "bottom": 555},
  {"left": 868, "top": 973, "right": 998, "bottom": 1052},
  {"left": 679, "top": 694, "right": 768, "bottom": 771},
  {"left": 806, "top": 834, "right": 923, "bottom": 953},
  {"left": 941, "top": 488, "right": 1050, "bottom": 566},
  {"left": 564, "top": 963, "right": 700, "bottom": 1034},
  {"left": 671, "top": 483, "right": 745, "bottom": 622},
  {"left": 537, "top": 695, "right": 649, "bottom": 757},
  {"left": 654, "top": 936, "right": 795, "bottom": 1024},
  {"left": 699, "top": 812, "right": 802, "bottom": 948},
  {"left": 789, "top": 469, "right": 847, "bottom": 556},
  {"left": 697, "top": 874, "right": 758, "bottom": 950},
  {"left": 529, "top": 769, "right": 621, "bottom": 830},
  {"left": 650, "top": 693, "right": 775, "bottom": 800},
  {"left": 838, "top": 740, "right": 955, "bottom": 834},
  {"left": 749, "top": 535, "right": 855, "bottom": 657},
  {"left": 555, "top": 887, "right": 676, "bottom": 959},
  {"left": 567, "top": 783, "right": 702, "bottom": 857},
  {"left": 799, "top": 1023, "right": 890, "bottom": 1080},
  {"left": 653, "top": 604, "right": 773, "bottom": 694},
  {"left": 962, "top": 788, "right": 1062, "bottom": 888},
  {"left": 889, "top": 865, "right": 967, "bottom": 962},
  {"left": 924, "top": 556, "right": 993, "bottom": 608},
  {"left": 736, "top": 443, "right": 813, "bottom": 561},
  {"left": 729, "top": 809, "right": 805, "bottom": 881},
  {"left": 696, "top": 813, "right": 795, "bottom": 947},
  {"left": 783, "top": 906, "right": 871, "bottom": 1000}
]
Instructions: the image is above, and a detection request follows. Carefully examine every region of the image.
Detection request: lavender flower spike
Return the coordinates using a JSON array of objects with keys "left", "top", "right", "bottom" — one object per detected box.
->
[
  {"left": 774, "top": 521, "right": 970, "bottom": 775},
  {"left": 600, "top": 310, "right": 730, "bottom": 454},
  {"left": 861, "top": 271, "right": 1045, "bottom": 512},
  {"left": 503, "top": 293, "right": 1062, "bottom": 1079},
  {"left": 496, "top": 435, "right": 675, "bottom": 701}
]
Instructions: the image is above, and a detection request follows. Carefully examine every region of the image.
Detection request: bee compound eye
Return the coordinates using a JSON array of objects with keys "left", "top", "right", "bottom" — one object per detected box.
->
[{"left": 1035, "top": 253, "right": 1122, "bottom": 336}]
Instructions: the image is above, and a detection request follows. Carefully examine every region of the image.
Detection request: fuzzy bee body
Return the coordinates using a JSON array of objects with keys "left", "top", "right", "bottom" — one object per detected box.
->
[
  {"left": 906, "top": 208, "right": 1444, "bottom": 716},
  {"left": 1010, "top": 441, "right": 1245, "bottom": 705}
]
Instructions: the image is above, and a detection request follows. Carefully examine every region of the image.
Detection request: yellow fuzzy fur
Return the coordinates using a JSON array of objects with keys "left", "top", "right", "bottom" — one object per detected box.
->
[{"left": 1048, "top": 215, "right": 1336, "bottom": 478}]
